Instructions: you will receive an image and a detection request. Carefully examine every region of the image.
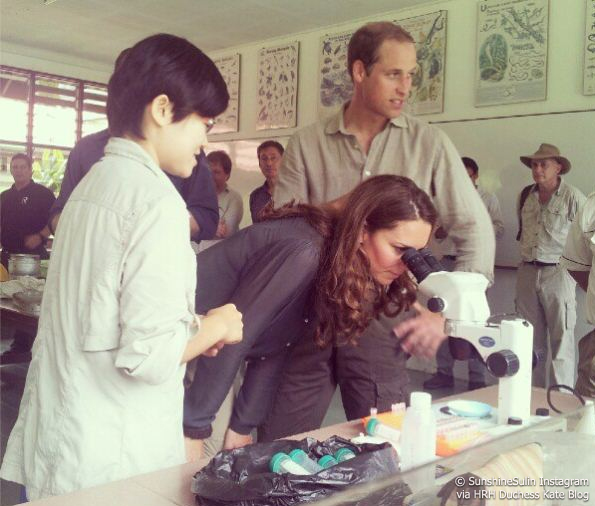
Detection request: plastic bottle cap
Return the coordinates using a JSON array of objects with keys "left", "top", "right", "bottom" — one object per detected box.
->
[
  {"left": 318, "top": 455, "right": 338, "bottom": 469},
  {"left": 335, "top": 447, "right": 356, "bottom": 461},
  {"left": 535, "top": 408, "right": 550, "bottom": 417},
  {"left": 289, "top": 448, "right": 307, "bottom": 460},
  {"left": 270, "top": 452, "right": 288, "bottom": 473},
  {"left": 366, "top": 418, "right": 379, "bottom": 436},
  {"left": 507, "top": 416, "right": 523, "bottom": 426},
  {"left": 410, "top": 391, "right": 432, "bottom": 410}
]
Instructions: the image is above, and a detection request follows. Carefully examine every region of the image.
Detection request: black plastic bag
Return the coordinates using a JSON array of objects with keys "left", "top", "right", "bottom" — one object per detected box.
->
[{"left": 192, "top": 435, "right": 409, "bottom": 506}]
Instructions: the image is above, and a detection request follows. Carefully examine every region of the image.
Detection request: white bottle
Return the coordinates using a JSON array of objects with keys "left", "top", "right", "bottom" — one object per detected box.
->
[{"left": 400, "top": 392, "right": 437, "bottom": 472}]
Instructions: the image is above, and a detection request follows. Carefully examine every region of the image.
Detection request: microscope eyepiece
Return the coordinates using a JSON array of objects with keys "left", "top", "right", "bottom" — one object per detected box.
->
[{"left": 401, "top": 248, "right": 443, "bottom": 282}]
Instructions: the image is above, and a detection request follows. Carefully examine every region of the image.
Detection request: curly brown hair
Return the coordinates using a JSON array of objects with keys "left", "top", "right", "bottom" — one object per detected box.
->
[{"left": 265, "top": 175, "right": 437, "bottom": 347}]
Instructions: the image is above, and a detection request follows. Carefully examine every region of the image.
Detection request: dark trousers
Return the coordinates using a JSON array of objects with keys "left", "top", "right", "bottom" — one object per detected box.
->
[{"left": 258, "top": 312, "right": 410, "bottom": 442}]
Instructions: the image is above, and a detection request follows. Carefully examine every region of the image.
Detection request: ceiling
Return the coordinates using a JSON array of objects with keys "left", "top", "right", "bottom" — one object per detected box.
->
[{"left": 1, "top": 0, "right": 436, "bottom": 66}]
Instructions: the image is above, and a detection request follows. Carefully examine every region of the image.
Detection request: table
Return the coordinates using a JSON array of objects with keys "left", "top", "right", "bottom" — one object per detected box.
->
[
  {"left": 16, "top": 385, "right": 586, "bottom": 505},
  {"left": 0, "top": 298, "right": 38, "bottom": 337}
]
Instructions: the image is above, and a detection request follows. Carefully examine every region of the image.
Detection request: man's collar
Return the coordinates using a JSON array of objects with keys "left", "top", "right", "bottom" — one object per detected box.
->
[
  {"left": 325, "top": 102, "right": 408, "bottom": 134},
  {"left": 13, "top": 180, "right": 33, "bottom": 192}
]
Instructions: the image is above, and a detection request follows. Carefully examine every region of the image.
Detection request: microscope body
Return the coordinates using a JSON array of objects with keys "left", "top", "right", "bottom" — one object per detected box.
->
[{"left": 411, "top": 265, "right": 533, "bottom": 424}]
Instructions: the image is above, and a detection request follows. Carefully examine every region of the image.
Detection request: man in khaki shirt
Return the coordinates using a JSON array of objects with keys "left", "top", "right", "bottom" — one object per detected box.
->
[
  {"left": 516, "top": 143, "right": 586, "bottom": 388},
  {"left": 260, "top": 22, "right": 494, "bottom": 441}
]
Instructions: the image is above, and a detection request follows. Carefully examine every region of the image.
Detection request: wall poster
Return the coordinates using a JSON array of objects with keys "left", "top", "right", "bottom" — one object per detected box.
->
[
  {"left": 211, "top": 54, "right": 240, "bottom": 134},
  {"left": 585, "top": 0, "right": 595, "bottom": 95},
  {"left": 397, "top": 10, "right": 447, "bottom": 115},
  {"left": 476, "top": 0, "right": 549, "bottom": 106},
  {"left": 256, "top": 42, "right": 299, "bottom": 130},
  {"left": 318, "top": 30, "right": 353, "bottom": 118}
]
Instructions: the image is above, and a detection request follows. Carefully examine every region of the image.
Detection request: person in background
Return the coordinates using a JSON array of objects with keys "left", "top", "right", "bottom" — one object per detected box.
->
[
  {"left": 560, "top": 192, "right": 595, "bottom": 398},
  {"left": 424, "top": 156, "right": 504, "bottom": 391},
  {"left": 48, "top": 48, "right": 219, "bottom": 243},
  {"left": 196, "top": 150, "right": 243, "bottom": 252},
  {"left": 0, "top": 154, "right": 56, "bottom": 365},
  {"left": 516, "top": 143, "right": 586, "bottom": 388},
  {"left": 184, "top": 175, "right": 438, "bottom": 458},
  {"left": 262, "top": 21, "right": 494, "bottom": 441},
  {"left": 249, "top": 140, "right": 284, "bottom": 222},
  {"left": 1, "top": 154, "right": 55, "bottom": 268},
  {"left": 0, "top": 33, "right": 242, "bottom": 500},
  {"left": 463, "top": 156, "right": 504, "bottom": 239}
]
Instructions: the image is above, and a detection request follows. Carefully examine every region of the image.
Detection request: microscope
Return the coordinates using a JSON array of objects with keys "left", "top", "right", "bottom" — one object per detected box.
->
[{"left": 402, "top": 248, "right": 533, "bottom": 425}]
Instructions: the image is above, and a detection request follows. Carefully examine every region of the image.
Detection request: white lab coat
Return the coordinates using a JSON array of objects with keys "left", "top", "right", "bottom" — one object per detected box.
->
[{"left": 0, "top": 138, "right": 196, "bottom": 499}]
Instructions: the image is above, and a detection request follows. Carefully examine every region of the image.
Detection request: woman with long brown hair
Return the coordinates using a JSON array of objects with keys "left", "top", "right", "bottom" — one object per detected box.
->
[{"left": 184, "top": 174, "right": 439, "bottom": 456}]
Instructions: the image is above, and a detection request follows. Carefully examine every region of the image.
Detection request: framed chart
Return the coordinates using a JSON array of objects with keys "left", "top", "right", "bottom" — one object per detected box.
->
[
  {"left": 256, "top": 42, "right": 299, "bottom": 130},
  {"left": 211, "top": 54, "right": 240, "bottom": 134},
  {"left": 584, "top": 0, "right": 595, "bottom": 95},
  {"left": 318, "top": 30, "right": 353, "bottom": 118},
  {"left": 476, "top": 0, "right": 549, "bottom": 106},
  {"left": 397, "top": 10, "right": 448, "bottom": 115}
]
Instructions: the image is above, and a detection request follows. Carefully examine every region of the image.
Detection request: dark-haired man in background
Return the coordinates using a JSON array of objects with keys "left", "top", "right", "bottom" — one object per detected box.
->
[{"left": 249, "top": 140, "right": 284, "bottom": 222}]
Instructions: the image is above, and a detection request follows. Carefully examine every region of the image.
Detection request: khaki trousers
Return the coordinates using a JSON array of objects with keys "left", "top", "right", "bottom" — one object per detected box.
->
[{"left": 515, "top": 263, "right": 577, "bottom": 388}]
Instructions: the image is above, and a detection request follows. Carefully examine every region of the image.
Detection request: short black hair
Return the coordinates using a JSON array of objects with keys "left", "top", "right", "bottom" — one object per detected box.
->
[
  {"left": 11, "top": 153, "right": 32, "bottom": 169},
  {"left": 107, "top": 33, "right": 229, "bottom": 138},
  {"left": 257, "top": 140, "right": 284, "bottom": 158},
  {"left": 207, "top": 150, "right": 232, "bottom": 175},
  {"left": 462, "top": 156, "right": 479, "bottom": 175}
]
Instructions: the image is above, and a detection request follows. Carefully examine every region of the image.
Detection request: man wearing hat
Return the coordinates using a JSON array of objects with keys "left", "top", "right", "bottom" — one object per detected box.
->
[{"left": 516, "top": 143, "right": 586, "bottom": 388}]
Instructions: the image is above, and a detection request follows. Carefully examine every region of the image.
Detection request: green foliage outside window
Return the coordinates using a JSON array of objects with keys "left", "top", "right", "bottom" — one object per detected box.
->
[{"left": 32, "top": 149, "right": 66, "bottom": 194}]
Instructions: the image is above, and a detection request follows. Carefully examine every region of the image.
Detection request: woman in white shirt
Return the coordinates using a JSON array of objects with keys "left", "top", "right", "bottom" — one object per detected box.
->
[{"left": 0, "top": 34, "right": 243, "bottom": 500}]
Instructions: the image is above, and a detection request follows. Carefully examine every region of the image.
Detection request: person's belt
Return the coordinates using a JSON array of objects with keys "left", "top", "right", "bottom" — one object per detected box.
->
[
  {"left": 443, "top": 255, "right": 457, "bottom": 261},
  {"left": 524, "top": 260, "right": 558, "bottom": 267}
]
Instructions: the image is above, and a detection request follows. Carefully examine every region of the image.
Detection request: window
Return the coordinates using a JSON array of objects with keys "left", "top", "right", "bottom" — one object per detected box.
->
[{"left": 0, "top": 66, "right": 107, "bottom": 193}]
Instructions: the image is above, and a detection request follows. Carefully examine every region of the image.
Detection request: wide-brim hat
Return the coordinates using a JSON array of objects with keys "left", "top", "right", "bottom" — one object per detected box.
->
[{"left": 520, "top": 143, "right": 571, "bottom": 174}]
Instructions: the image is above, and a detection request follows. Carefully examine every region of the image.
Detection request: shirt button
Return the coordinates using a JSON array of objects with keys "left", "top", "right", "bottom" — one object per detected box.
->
[
  {"left": 304, "top": 318, "right": 309, "bottom": 324},
  {"left": 260, "top": 356, "right": 266, "bottom": 361},
  {"left": 364, "top": 170, "right": 371, "bottom": 177},
  {"left": 286, "top": 342, "right": 291, "bottom": 347}
]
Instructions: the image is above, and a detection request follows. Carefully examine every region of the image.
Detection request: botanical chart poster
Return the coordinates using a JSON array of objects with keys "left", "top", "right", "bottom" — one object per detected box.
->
[
  {"left": 211, "top": 54, "right": 240, "bottom": 134},
  {"left": 318, "top": 30, "right": 353, "bottom": 118},
  {"left": 476, "top": 0, "right": 549, "bottom": 106},
  {"left": 585, "top": 0, "right": 595, "bottom": 95},
  {"left": 256, "top": 42, "right": 299, "bottom": 130},
  {"left": 397, "top": 10, "right": 447, "bottom": 115}
]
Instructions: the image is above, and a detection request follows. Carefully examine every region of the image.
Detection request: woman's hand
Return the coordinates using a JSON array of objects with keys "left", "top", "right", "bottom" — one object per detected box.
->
[
  {"left": 223, "top": 428, "right": 253, "bottom": 450},
  {"left": 393, "top": 302, "right": 447, "bottom": 358},
  {"left": 185, "top": 437, "right": 204, "bottom": 462},
  {"left": 202, "top": 341, "right": 226, "bottom": 357}
]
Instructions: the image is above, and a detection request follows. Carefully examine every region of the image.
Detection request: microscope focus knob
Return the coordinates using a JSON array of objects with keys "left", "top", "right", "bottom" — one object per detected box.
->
[
  {"left": 427, "top": 296, "right": 446, "bottom": 313},
  {"left": 486, "top": 350, "right": 519, "bottom": 378}
]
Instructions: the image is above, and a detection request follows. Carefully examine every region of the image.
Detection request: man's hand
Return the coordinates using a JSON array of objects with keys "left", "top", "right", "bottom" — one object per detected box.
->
[
  {"left": 393, "top": 302, "right": 447, "bottom": 358},
  {"left": 215, "top": 220, "right": 228, "bottom": 239},
  {"left": 223, "top": 428, "right": 253, "bottom": 451},
  {"left": 184, "top": 437, "right": 204, "bottom": 462},
  {"left": 204, "top": 304, "right": 243, "bottom": 345},
  {"left": 23, "top": 233, "right": 43, "bottom": 250}
]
